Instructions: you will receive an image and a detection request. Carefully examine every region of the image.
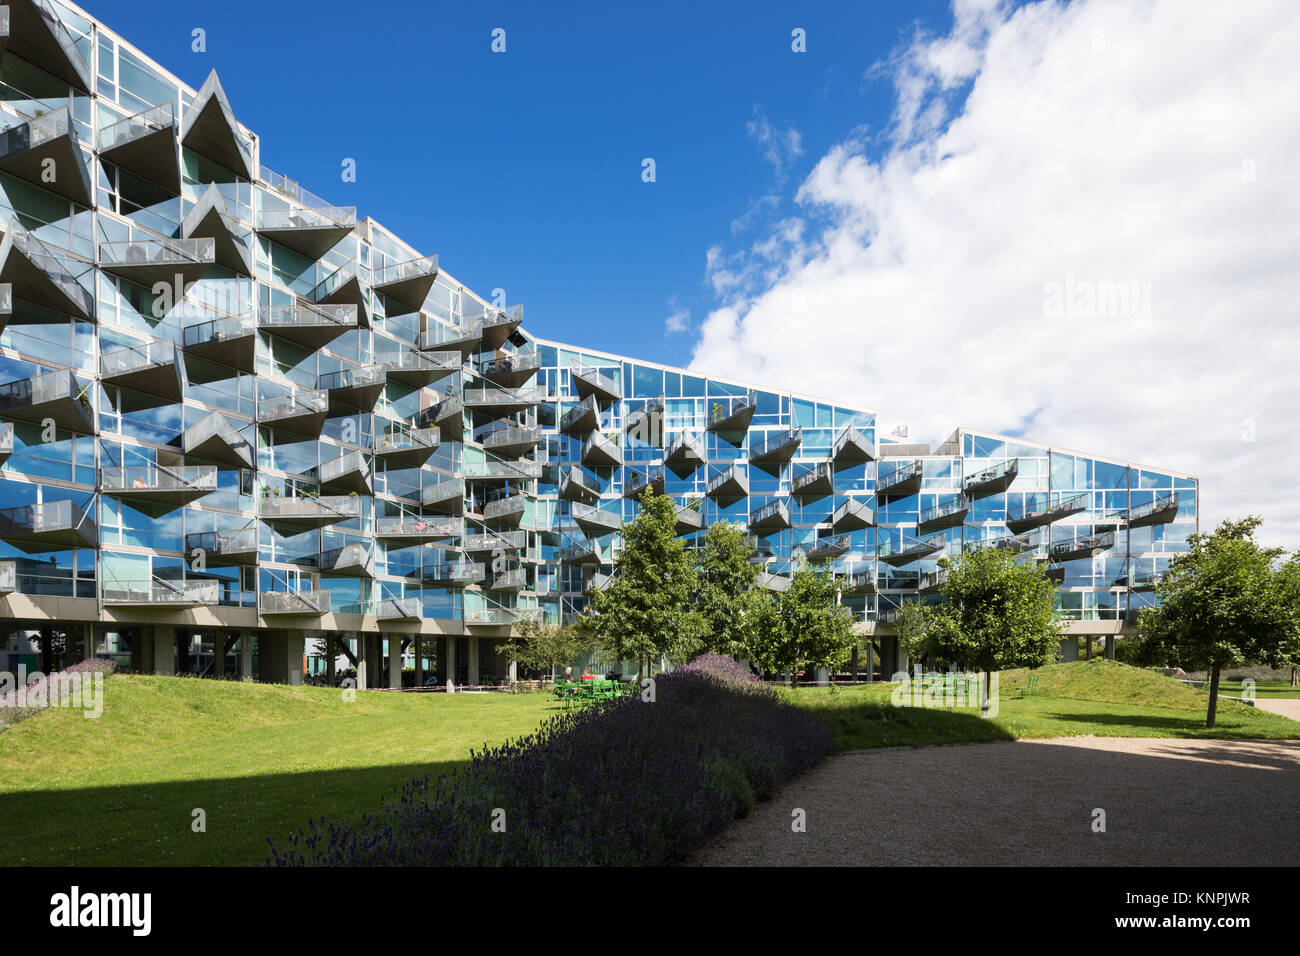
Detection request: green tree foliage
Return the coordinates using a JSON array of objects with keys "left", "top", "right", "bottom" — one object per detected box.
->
[
  {"left": 747, "top": 563, "right": 857, "bottom": 688},
  {"left": 694, "top": 522, "right": 761, "bottom": 658},
  {"left": 1276, "top": 555, "right": 1300, "bottom": 687},
  {"left": 1135, "top": 516, "right": 1296, "bottom": 727},
  {"left": 587, "top": 490, "right": 705, "bottom": 676},
  {"left": 910, "top": 547, "right": 1061, "bottom": 712},
  {"left": 494, "top": 613, "right": 589, "bottom": 684}
]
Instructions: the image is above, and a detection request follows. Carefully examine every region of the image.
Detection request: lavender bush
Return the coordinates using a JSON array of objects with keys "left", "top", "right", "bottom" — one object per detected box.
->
[
  {"left": 268, "top": 668, "right": 833, "bottom": 866},
  {"left": 0, "top": 658, "right": 115, "bottom": 729},
  {"left": 679, "top": 651, "right": 766, "bottom": 687}
]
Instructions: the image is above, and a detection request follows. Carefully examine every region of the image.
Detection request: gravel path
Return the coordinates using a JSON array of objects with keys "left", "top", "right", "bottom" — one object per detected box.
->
[
  {"left": 689, "top": 737, "right": 1300, "bottom": 866},
  {"left": 1254, "top": 699, "right": 1300, "bottom": 721}
]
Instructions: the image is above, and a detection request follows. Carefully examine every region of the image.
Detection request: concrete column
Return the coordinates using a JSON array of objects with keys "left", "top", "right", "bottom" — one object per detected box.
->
[
  {"left": 144, "top": 626, "right": 174, "bottom": 676},
  {"left": 287, "top": 631, "right": 304, "bottom": 686},
  {"left": 467, "top": 637, "right": 480, "bottom": 686},
  {"left": 1105, "top": 636, "right": 1116, "bottom": 660},
  {"left": 815, "top": 667, "right": 830, "bottom": 686},
  {"left": 387, "top": 635, "right": 401, "bottom": 690},
  {"left": 1060, "top": 638, "right": 1079, "bottom": 662},
  {"left": 865, "top": 643, "right": 875, "bottom": 682},
  {"left": 895, "top": 638, "right": 909, "bottom": 680},
  {"left": 325, "top": 634, "right": 335, "bottom": 686},
  {"left": 1085, "top": 636, "right": 1093, "bottom": 661},
  {"left": 355, "top": 635, "right": 368, "bottom": 690},
  {"left": 414, "top": 635, "right": 423, "bottom": 689},
  {"left": 444, "top": 636, "right": 456, "bottom": 689},
  {"left": 239, "top": 630, "right": 253, "bottom": 679}
]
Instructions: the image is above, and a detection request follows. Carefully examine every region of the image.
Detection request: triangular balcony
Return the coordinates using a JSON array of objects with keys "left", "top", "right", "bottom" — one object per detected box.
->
[
  {"left": 841, "top": 568, "right": 876, "bottom": 595},
  {"left": 1127, "top": 492, "right": 1180, "bottom": 528},
  {"left": 420, "top": 477, "right": 465, "bottom": 516},
  {"left": 416, "top": 394, "right": 463, "bottom": 441},
  {"left": 560, "top": 393, "right": 600, "bottom": 436},
  {"left": 0, "top": 282, "right": 10, "bottom": 333},
  {"left": 483, "top": 493, "right": 528, "bottom": 527},
  {"left": 377, "top": 597, "right": 423, "bottom": 622},
  {"left": 665, "top": 430, "right": 705, "bottom": 471},
  {"left": 375, "top": 514, "right": 460, "bottom": 543},
  {"left": 706, "top": 391, "right": 757, "bottom": 433},
  {"left": 259, "top": 494, "right": 360, "bottom": 530},
  {"left": 415, "top": 561, "right": 485, "bottom": 589},
  {"left": 420, "top": 322, "right": 482, "bottom": 359},
  {"left": 1048, "top": 531, "right": 1115, "bottom": 564},
  {"left": 0, "top": 368, "right": 93, "bottom": 432},
  {"left": 756, "top": 571, "right": 792, "bottom": 592},
  {"left": 749, "top": 427, "right": 802, "bottom": 470},
  {"left": 559, "top": 465, "right": 602, "bottom": 505},
  {"left": 99, "top": 237, "right": 215, "bottom": 289},
  {"left": 0, "top": 221, "right": 94, "bottom": 318},
  {"left": 486, "top": 563, "right": 528, "bottom": 593},
  {"left": 97, "top": 103, "right": 180, "bottom": 192},
  {"left": 321, "top": 542, "right": 375, "bottom": 578},
  {"left": 374, "top": 255, "right": 438, "bottom": 312},
  {"left": 470, "top": 304, "right": 524, "bottom": 350},
  {"left": 100, "top": 339, "right": 184, "bottom": 404},
  {"left": 705, "top": 463, "right": 748, "bottom": 501},
  {"left": 311, "top": 257, "right": 372, "bottom": 329},
  {"left": 102, "top": 576, "right": 220, "bottom": 608},
  {"left": 181, "top": 70, "right": 255, "bottom": 179},
  {"left": 260, "top": 589, "right": 330, "bottom": 617},
  {"left": 793, "top": 462, "right": 834, "bottom": 501},
  {"left": 184, "top": 527, "right": 259, "bottom": 566},
  {"left": 373, "top": 424, "right": 440, "bottom": 468},
  {"left": 0, "top": 421, "right": 12, "bottom": 463},
  {"left": 463, "top": 529, "right": 526, "bottom": 556},
  {"left": 100, "top": 464, "right": 216, "bottom": 515},
  {"left": 877, "top": 459, "right": 923, "bottom": 497},
  {"left": 178, "top": 410, "right": 253, "bottom": 469},
  {"left": 624, "top": 395, "right": 664, "bottom": 440},
  {"left": 749, "top": 497, "right": 791, "bottom": 534},
  {"left": 0, "top": 499, "right": 96, "bottom": 551},
  {"left": 258, "top": 202, "right": 357, "bottom": 261},
  {"left": 570, "top": 363, "right": 621, "bottom": 407},
  {"left": 182, "top": 184, "right": 254, "bottom": 274},
  {"left": 557, "top": 538, "right": 603, "bottom": 566},
  {"left": 0, "top": 106, "right": 93, "bottom": 205},
  {"left": 918, "top": 495, "right": 970, "bottom": 533},
  {"left": 464, "top": 384, "right": 545, "bottom": 418},
  {"left": 674, "top": 504, "right": 705, "bottom": 537},
  {"left": 384, "top": 349, "right": 459, "bottom": 389},
  {"left": 1005, "top": 491, "right": 1090, "bottom": 534},
  {"left": 480, "top": 424, "right": 541, "bottom": 460},
  {"left": 182, "top": 312, "right": 257, "bottom": 373},
  {"left": 479, "top": 350, "right": 542, "bottom": 388},
  {"left": 581, "top": 431, "right": 621, "bottom": 469},
  {"left": 806, "top": 534, "right": 851, "bottom": 563},
  {"left": 572, "top": 501, "right": 622, "bottom": 536},
  {"left": 832, "top": 426, "right": 876, "bottom": 463},
  {"left": 964, "top": 458, "right": 1019, "bottom": 499},
  {"left": 878, "top": 533, "right": 945, "bottom": 567},
  {"left": 257, "top": 387, "right": 328, "bottom": 440},
  {"left": 624, "top": 465, "right": 665, "bottom": 500},
  {"left": 258, "top": 301, "right": 356, "bottom": 350},
  {"left": 319, "top": 366, "right": 386, "bottom": 411},
  {"left": 831, "top": 496, "right": 875, "bottom": 531},
  {"left": 2, "top": 0, "right": 93, "bottom": 91},
  {"left": 317, "top": 449, "right": 372, "bottom": 495}
]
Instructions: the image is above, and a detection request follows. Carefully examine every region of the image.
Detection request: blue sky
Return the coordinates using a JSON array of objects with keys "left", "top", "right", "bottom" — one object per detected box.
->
[{"left": 103, "top": 0, "right": 953, "bottom": 368}]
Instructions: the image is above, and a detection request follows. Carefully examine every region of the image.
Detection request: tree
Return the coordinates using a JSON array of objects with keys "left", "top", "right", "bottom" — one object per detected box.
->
[
  {"left": 586, "top": 489, "right": 705, "bottom": 677},
  {"left": 894, "top": 598, "right": 932, "bottom": 672},
  {"left": 1273, "top": 555, "right": 1300, "bottom": 687},
  {"left": 693, "top": 521, "right": 760, "bottom": 658},
  {"left": 747, "top": 563, "right": 857, "bottom": 689},
  {"left": 1135, "top": 516, "right": 1294, "bottom": 727},
  {"left": 912, "top": 547, "right": 1061, "bottom": 714},
  {"left": 495, "top": 613, "right": 588, "bottom": 685}
]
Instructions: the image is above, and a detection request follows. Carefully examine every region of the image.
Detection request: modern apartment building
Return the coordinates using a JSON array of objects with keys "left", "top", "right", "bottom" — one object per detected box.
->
[{"left": 0, "top": 0, "right": 1197, "bottom": 688}]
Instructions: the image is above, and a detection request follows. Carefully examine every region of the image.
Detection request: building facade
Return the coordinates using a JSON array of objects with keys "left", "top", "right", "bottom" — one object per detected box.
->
[{"left": 0, "top": 0, "right": 1197, "bottom": 688}]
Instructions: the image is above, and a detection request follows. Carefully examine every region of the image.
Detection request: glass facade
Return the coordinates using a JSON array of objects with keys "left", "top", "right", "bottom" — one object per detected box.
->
[{"left": 0, "top": 1, "right": 1198, "bottom": 683}]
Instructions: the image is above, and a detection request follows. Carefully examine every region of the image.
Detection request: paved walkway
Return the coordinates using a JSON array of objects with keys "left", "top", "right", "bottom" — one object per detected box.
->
[
  {"left": 689, "top": 737, "right": 1300, "bottom": 866},
  {"left": 1255, "top": 698, "right": 1300, "bottom": 721}
]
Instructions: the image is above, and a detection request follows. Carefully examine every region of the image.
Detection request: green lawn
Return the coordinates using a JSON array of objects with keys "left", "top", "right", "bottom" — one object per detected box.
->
[
  {"left": 1217, "top": 680, "right": 1300, "bottom": 699},
  {"left": 0, "top": 675, "right": 551, "bottom": 866},
  {"left": 785, "top": 660, "right": 1300, "bottom": 751}
]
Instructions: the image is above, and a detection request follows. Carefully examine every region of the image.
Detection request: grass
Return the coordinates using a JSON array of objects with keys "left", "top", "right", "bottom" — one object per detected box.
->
[
  {"left": 0, "top": 675, "right": 551, "bottom": 866},
  {"left": 784, "top": 659, "right": 1300, "bottom": 752},
  {"left": 1217, "top": 680, "right": 1300, "bottom": 699}
]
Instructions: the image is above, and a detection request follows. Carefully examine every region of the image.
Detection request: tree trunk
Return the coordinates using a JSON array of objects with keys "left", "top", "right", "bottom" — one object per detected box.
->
[
  {"left": 1291, "top": 666, "right": 1298, "bottom": 687},
  {"left": 1206, "top": 664, "right": 1221, "bottom": 729},
  {"left": 851, "top": 647, "right": 859, "bottom": 682},
  {"left": 981, "top": 669, "right": 992, "bottom": 716},
  {"left": 790, "top": 666, "right": 798, "bottom": 691}
]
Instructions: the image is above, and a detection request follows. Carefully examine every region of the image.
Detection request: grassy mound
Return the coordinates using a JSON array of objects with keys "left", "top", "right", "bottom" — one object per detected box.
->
[{"left": 994, "top": 659, "right": 1219, "bottom": 710}]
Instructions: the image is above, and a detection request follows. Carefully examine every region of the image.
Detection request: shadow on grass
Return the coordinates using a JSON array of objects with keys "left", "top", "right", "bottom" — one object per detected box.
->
[
  {"left": 804, "top": 699, "right": 1016, "bottom": 751},
  {"left": 0, "top": 759, "right": 470, "bottom": 867}
]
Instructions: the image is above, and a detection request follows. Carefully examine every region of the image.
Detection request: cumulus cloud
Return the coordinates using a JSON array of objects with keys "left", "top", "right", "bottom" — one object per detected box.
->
[
  {"left": 664, "top": 296, "right": 691, "bottom": 335},
  {"left": 689, "top": 0, "right": 1300, "bottom": 547}
]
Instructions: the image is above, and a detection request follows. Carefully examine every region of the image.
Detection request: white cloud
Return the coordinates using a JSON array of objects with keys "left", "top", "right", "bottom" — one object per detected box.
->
[
  {"left": 664, "top": 296, "right": 691, "bottom": 335},
  {"left": 690, "top": 0, "right": 1300, "bottom": 547}
]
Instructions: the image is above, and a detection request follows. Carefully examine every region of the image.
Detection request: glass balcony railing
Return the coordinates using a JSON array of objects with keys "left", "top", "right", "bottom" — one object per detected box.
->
[
  {"left": 374, "top": 425, "right": 439, "bottom": 456},
  {"left": 750, "top": 427, "right": 802, "bottom": 462},
  {"left": 317, "top": 365, "right": 385, "bottom": 392},
  {"left": 581, "top": 430, "right": 621, "bottom": 467},
  {"left": 463, "top": 460, "right": 543, "bottom": 481},
  {"left": 481, "top": 350, "right": 542, "bottom": 381},
  {"left": 375, "top": 515, "right": 460, "bottom": 539},
  {"left": 420, "top": 476, "right": 465, "bottom": 508},
  {"left": 750, "top": 497, "right": 791, "bottom": 531},
  {"left": 1128, "top": 492, "right": 1180, "bottom": 527},
  {"left": 259, "top": 495, "right": 360, "bottom": 524},
  {"left": 806, "top": 534, "right": 851, "bottom": 561},
  {"left": 793, "top": 462, "right": 834, "bottom": 497},
  {"left": 100, "top": 339, "right": 176, "bottom": 379},
  {"left": 665, "top": 430, "right": 705, "bottom": 465},
  {"left": 257, "top": 203, "right": 357, "bottom": 233},
  {"left": 258, "top": 387, "right": 328, "bottom": 423},
  {"left": 22, "top": 0, "right": 93, "bottom": 89},
  {"left": 466, "top": 608, "right": 519, "bottom": 626},
  {"left": 376, "top": 597, "right": 423, "bottom": 621},
  {"left": 878, "top": 533, "right": 945, "bottom": 565},
  {"left": 182, "top": 70, "right": 254, "bottom": 176},
  {"left": 1006, "top": 491, "right": 1090, "bottom": 531},
  {"left": 464, "top": 530, "right": 527, "bottom": 553},
  {"left": 261, "top": 590, "right": 330, "bottom": 614},
  {"left": 487, "top": 566, "right": 529, "bottom": 591},
  {"left": 418, "top": 562, "right": 485, "bottom": 586},
  {"left": 183, "top": 313, "right": 257, "bottom": 349},
  {"left": 561, "top": 394, "right": 600, "bottom": 434},
  {"left": 833, "top": 426, "right": 876, "bottom": 462},
  {"left": 101, "top": 465, "right": 217, "bottom": 496},
  {"left": 756, "top": 571, "right": 792, "bottom": 592},
  {"left": 706, "top": 463, "right": 748, "bottom": 498},
  {"left": 97, "top": 102, "right": 175, "bottom": 153},
  {"left": 484, "top": 495, "right": 528, "bottom": 522},
  {"left": 707, "top": 391, "right": 757, "bottom": 431},
  {"left": 258, "top": 302, "right": 355, "bottom": 333},
  {"left": 831, "top": 496, "right": 875, "bottom": 530},
  {"left": 0, "top": 499, "right": 96, "bottom": 547},
  {"left": 625, "top": 466, "right": 665, "bottom": 499},
  {"left": 99, "top": 237, "right": 215, "bottom": 275},
  {"left": 877, "top": 459, "right": 923, "bottom": 496},
  {"left": 184, "top": 528, "right": 258, "bottom": 561},
  {"left": 918, "top": 495, "right": 969, "bottom": 530},
  {"left": 1049, "top": 531, "right": 1115, "bottom": 563},
  {"left": 570, "top": 363, "right": 621, "bottom": 403},
  {"left": 559, "top": 465, "right": 602, "bottom": 501},
  {"left": 0, "top": 368, "right": 93, "bottom": 428},
  {"left": 102, "top": 576, "right": 220, "bottom": 606},
  {"left": 572, "top": 501, "right": 622, "bottom": 533},
  {"left": 3, "top": 222, "right": 94, "bottom": 317},
  {"left": 463, "top": 384, "right": 545, "bottom": 408},
  {"left": 964, "top": 458, "right": 1019, "bottom": 498}
]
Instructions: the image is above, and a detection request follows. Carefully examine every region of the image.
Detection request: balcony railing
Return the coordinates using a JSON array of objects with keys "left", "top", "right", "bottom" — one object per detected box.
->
[
  {"left": 375, "top": 515, "right": 461, "bottom": 539},
  {"left": 665, "top": 430, "right": 705, "bottom": 466},
  {"left": 185, "top": 528, "right": 259, "bottom": 562},
  {"left": 484, "top": 495, "right": 528, "bottom": 523},
  {"left": 258, "top": 203, "right": 357, "bottom": 233},
  {"left": 1127, "top": 492, "right": 1180, "bottom": 527},
  {"left": 570, "top": 364, "right": 621, "bottom": 404},
  {"left": 258, "top": 387, "right": 328, "bottom": 424},
  {"left": 964, "top": 458, "right": 1019, "bottom": 498},
  {"left": 97, "top": 102, "right": 175, "bottom": 154},
  {"left": 261, "top": 590, "right": 330, "bottom": 615},
  {"left": 259, "top": 495, "right": 360, "bottom": 525},
  {"left": 1006, "top": 491, "right": 1090, "bottom": 532},
  {"left": 376, "top": 597, "right": 423, "bottom": 621},
  {"left": 99, "top": 237, "right": 215, "bottom": 278},
  {"left": 749, "top": 497, "right": 791, "bottom": 532},
  {"left": 1048, "top": 531, "right": 1115, "bottom": 563},
  {"left": 258, "top": 301, "right": 356, "bottom": 334},
  {"left": 877, "top": 459, "right": 923, "bottom": 496},
  {"left": 878, "top": 533, "right": 945, "bottom": 566},
  {"left": 559, "top": 465, "right": 603, "bottom": 502},
  {"left": 561, "top": 393, "right": 601, "bottom": 434},
  {"left": 0, "top": 368, "right": 93, "bottom": 431},
  {"left": 832, "top": 426, "right": 876, "bottom": 462},
  {"left": 318, "top": 365, "right": 385, "bottom": 392},
  {"left": 101, "top": 465, "right": 217, "bottom": 496},
  {"left": 464, "top": 529, "right": 527, "bottom": 553},
  {"left": 831, "top": 496, "right": 875, "bottom": 530},
  {"left": 749, "top": 427, "right": 802, "bottom": 463},
  {"left": 572, "top": 501, "right": 622, "bottom": 533},
  {"left": 707, "top": 391, "right": 758, "bottom": 431},
  {"left": 462, "top": 460, "right": 543, "bottom": 481},
  {"left": 625, "top": 466, "right": 665, "bottom": 500},
  {"left": 706, "top": 463, "right": 748, "bottom": 498},
  {"left": 581, "top": 430, "right": 621, "bottom": 468},
  {"left": 918, "top": 495, "right": 969, "bottom": 531},
  {"left": 0, "top": 499, "right": 96, "bottom": 547},
  {"left": 806, "top": 534, "right": 851, "bottom": 562},
  {"left": 100, "top": 338, "right": 176, "bottom": 379},
  {"left": 103, "top": 577, "right": 220, "bottom": 606},
  {"left": 466, "top": 608, "right": 519, "bottom": 626},
  {"left": 793, "top": 461, "right": 834, "bottom": 498},
  {"left": 418, "top": 562, "right": 486, "bottom": 586},
  {"left": 2, "top": 222, "right": 95, "bottom": 317}
]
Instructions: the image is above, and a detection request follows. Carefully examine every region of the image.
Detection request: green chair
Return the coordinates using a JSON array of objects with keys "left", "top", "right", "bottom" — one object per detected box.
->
[{"left": 1011, "top": 674, "right": 1039, "bottom": 699}]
